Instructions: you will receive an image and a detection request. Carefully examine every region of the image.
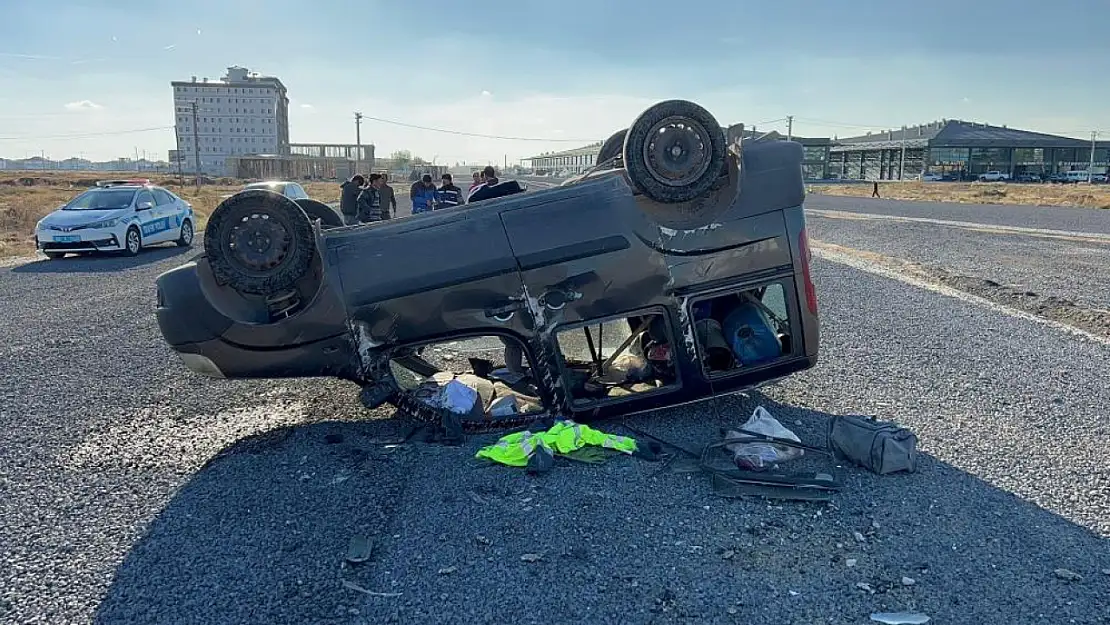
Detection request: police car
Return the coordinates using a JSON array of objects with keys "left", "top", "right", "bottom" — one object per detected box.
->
[{"left": 33, "top": 179, "right": 195, "bottom": 260}]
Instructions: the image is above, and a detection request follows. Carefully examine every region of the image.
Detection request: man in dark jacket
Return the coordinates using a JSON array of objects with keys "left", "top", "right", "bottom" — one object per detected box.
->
[
  {"left": 356, "top": 174, "right": 387, "bottom": 223},
  {"left": 435, "top": 173, "right": 463, "bottom": 209},
  {"left": 379, "top": 173, "right": 397, "bottom": 219},
  {"left": 466, "top": 165, "right": 524, "bottom": 204},
  {"left": 340, "top": 174, "right": 365, "bottom": 225}
]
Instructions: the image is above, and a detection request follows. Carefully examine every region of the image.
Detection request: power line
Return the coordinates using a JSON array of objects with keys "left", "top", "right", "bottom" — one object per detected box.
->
[
  {"left": 792, "top": 116, "right": 887, "bottom": 129},
  {"left": 0, "top": 126, "right": 174, "bottom": 141},
  {"left": 359, "top": 114, "right": 598, "bottom": 142}
]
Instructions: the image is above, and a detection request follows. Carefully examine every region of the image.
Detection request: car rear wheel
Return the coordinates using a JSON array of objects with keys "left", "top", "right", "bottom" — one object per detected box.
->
[
  {"left": 597, "top": 128, "right": 628, "bottom": 165},
  {"left": 294, "top": 198, "right": 344, "bottom": 229},
  {"left": 176, "top": 219, "right": 194, "bottom": 247},
  {"left": 623, "top": 100, "right": 727, "bottom": 204},
  {"left": 122, "top": 226, "right": 142, "bottom": 257},
  {"left": 204, "top": 189, "right": 316, "bottom": 296}
]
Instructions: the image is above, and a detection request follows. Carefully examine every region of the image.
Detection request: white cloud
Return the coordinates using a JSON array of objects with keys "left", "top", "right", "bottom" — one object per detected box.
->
[
  {"left": 300, "top": 103, "right": 314, "bottom": 109},
  {"left": 64, "top": 100, "right": 102, "bottom": 110},
  {"left": 480, "top": 90, "right": 491, "bottom": 97},
  {"left": 164, "top": 44, "right": 176, "bottom": 51}
]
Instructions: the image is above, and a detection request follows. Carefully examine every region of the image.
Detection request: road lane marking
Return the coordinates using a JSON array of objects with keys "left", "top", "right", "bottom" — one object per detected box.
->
[
  {"left": 807, "top": 208, "right": 1110, "bottom": 245},
  {"left": 810, "top": 239, "right": 1110, "bottom": 348}
]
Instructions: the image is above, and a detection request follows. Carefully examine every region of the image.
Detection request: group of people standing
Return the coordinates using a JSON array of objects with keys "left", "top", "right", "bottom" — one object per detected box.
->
[
  {"left": 338, "top": 166, "right": 506, "bottom": 224},
  {"left": 338, "top": 173, "right": 397, "bottom": 225}
]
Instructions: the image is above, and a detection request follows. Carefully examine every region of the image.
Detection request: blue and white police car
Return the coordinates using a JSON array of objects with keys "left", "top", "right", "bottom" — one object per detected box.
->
[{"left": 33, "top": 179, "right": 195, "bottom": 260}]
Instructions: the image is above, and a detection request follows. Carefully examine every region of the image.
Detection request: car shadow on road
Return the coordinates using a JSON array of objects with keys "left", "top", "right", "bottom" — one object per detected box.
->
[
  {"left": 92, "top": 394, "right": 1108, "bottom": 625},
  {"left": 11, "top": 245, "right": 197, "bottom": 274}
]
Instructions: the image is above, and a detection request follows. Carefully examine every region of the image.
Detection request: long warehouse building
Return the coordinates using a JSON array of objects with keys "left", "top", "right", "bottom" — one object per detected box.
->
[{"left": 828, "top": 120, "right": 1110, "bottom": 181}]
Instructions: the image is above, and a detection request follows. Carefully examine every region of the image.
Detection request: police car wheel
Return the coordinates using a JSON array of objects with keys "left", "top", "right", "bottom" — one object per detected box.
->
[
  {"left": 597, "top": 128, "right": 627, "bottom": 165},
  {"left": 122, "top": 226, "right": 142, "bottom": 257},
  {"left": 623, "top": 100, "right": 726, "bottom": 204},
  {"left": 176, "top": 219, "right": 194, "bottom": 247},
  {"left": 204, "top": 189, "right": 316, "bottom": 296}
]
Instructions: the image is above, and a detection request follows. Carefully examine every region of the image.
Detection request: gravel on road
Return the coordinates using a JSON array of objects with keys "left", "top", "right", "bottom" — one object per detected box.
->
[
  {"left": 806, "top": 209, "right": 1110, "bottom": 312},
  {"left": 1, "top": 238, "right": 1107, "bottom": 624}
]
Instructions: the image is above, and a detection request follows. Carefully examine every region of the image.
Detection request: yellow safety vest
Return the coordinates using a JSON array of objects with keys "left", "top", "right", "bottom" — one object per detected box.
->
[{"left": 476, "top": 420, "right": 637, "bottom": 467}]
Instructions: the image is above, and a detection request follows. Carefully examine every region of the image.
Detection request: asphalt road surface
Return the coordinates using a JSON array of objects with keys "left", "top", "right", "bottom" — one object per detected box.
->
[
  {"left": 805, "top": 194, "right": 1110, "bottom": 313},
  {"left": 1, "top": 192, "right": 1108, "bottom": 624}
]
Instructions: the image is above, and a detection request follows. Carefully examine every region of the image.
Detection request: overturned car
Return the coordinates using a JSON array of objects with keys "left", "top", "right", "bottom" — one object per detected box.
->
[{"left": 154, "top": 100, "right": 820, "bottom": 429}]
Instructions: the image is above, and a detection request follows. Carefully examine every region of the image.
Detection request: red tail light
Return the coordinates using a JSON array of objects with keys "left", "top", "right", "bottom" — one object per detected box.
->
[{"left": 798, "top": 228, "right": 818, "bottom": 315}]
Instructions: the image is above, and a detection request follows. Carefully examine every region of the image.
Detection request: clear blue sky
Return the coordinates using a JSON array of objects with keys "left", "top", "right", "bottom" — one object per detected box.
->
[{"left": 1, "top": 0, "right": 1107, "bottom": 163}]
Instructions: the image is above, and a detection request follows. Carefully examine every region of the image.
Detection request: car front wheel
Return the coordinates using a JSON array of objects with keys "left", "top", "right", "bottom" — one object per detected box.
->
[
  {"left": 122, "top": 226, "right": 142, "bottom": 257},
  {"left": 176, "top": 219, "right": 194, "bottom": 247}
]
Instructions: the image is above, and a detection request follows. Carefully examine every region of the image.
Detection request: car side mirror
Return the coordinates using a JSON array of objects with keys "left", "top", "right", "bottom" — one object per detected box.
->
[{"left": 137, "top": 201, "right": 154, "bottom": 210}]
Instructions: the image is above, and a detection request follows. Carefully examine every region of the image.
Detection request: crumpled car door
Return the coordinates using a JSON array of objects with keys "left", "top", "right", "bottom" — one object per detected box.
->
[{"left": 331, "top": 207, "right": 532, "bottom": 347}]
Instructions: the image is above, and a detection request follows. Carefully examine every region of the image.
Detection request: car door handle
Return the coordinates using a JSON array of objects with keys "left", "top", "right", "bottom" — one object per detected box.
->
[{"left": 486, "top": 298, "right": 526, "bottom": 322}]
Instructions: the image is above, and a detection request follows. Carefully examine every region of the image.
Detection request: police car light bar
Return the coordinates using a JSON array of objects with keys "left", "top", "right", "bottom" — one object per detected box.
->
[{"left": 96, "top": 178, "right": 151, "bottom": 187}]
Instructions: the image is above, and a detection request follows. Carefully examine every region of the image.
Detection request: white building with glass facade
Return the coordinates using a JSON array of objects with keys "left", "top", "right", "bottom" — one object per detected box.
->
[{"left": 171, "top": 66, "right": 290, "bottom": 175}]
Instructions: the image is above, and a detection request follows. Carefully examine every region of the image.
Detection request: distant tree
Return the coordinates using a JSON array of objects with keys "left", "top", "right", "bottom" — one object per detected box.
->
[{"left": 390, "top": 150, "right": 412, "bottom": 169}]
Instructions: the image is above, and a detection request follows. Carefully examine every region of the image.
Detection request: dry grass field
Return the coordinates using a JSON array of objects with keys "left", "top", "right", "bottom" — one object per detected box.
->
[
  {"left": 808, "top": 180, "right": 1110, "bottom": 209},
  {"left": 0, "top": 171, "right": 356, "bottom": 257}
]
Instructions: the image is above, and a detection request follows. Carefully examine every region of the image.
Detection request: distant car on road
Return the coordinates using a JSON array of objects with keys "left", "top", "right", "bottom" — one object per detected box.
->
[
  {"left": 1016, "top": 173, "right": 1043, "bottom": 183},
  {"left": 978, "top": 171, "right": 1011, "bottom": 182},
  {"left": 238, "top": 180, "right": 343, "bottom": 226},
  {"left": 920, "top": 173, "right": 943, "bottom": 182},
  {"left": 34, "top": 179, "right": 194, "bottom": 260},
  {"left": 243, "top": 180, "right": 311, "bottom": 200}
]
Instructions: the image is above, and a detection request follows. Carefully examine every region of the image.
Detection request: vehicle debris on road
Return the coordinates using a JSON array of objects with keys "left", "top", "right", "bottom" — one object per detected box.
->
[
  {"left": 1054, "top": 567, "right": 1083, "bottom": 582},
  {"left": 724, "top": 405, "right": 806, "bottom": 470},
  {"left": 870, "top": 613, "right": 930, "bottom": 625},
  {"left": 344, "top": 535, "right": 373, "bottom": 564}
]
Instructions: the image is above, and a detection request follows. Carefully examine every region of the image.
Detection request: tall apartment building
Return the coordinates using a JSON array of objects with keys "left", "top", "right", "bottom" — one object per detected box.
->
[{"left": 171, "top": 66, "right": 289, "bottom": 175}]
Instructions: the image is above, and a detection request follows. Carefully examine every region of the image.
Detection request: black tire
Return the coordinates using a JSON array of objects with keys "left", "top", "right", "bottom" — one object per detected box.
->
[
  {"left": 597, "top": 128, "right": 628, "bottom": 164},
  {"left": 122, "top": 226, "right": 142, "bottom": 257},
  {"left": 176, "top": 219, "right": 194, "bottom": 247},
  {"left": 44, "top": 252, "right": 65, "bottom": 260},
  {"left": 294, "top": 198, "right": 344, "bottom": 229},
  {"left": 623, "top": 100, "right": 727, "bottom": 204},
  {"left": 204, "top": 189, "right": 316, "bottom": 296}
]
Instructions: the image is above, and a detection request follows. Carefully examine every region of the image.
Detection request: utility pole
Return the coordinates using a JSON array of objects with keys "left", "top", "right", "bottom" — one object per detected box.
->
[
  {"left": 899, "top": 125, "right": 907, "bottom": 180},
  {"left": 174, "top": 126, "right": 184, "bottom": 185},
  {"left": 354, "top": 112, "right": 363, "bottom": 174},
  {"left": 134, "top": 146, "right": 140, "bottom": 172},
  {"left": 1090, "top": 131, "right": 1098, "bottom": 180},
  {"left": 786, "top": 115, "right": 794, "bottom": 142},
  {"left": 191, "top": 101, "right": 201, "bottom": 189}
]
